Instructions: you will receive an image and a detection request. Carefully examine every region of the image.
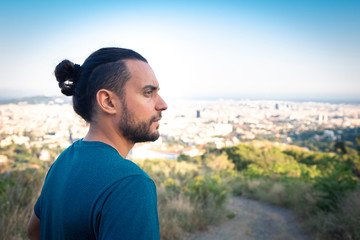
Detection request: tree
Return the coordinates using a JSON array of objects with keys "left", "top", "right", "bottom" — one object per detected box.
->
[
  {"left": 356, "top": 135, "right": 360, "bottom": 148},
  {"left": 335, "top": 141, "right": 347, "bottom": 154}
]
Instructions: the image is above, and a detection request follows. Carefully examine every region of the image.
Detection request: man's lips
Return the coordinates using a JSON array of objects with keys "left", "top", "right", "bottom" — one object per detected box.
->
[
  {"left": 152, "top": 115, "right": 162, "bottom": 122},
  {"left": 151, "top": 118, "right": 161, "bottom": 127}
]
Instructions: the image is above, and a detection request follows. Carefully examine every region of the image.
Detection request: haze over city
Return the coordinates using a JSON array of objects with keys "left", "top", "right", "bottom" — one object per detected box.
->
[{"left": 1, "top": 0, "right": 359, "bottom": 102}]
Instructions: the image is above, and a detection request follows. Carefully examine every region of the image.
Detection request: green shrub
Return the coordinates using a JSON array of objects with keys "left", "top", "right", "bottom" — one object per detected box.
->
[
  {"left": 0, "top": 168, "right": 45, "bottom": 239},
  {"left": 312, "top": 162, "right": 358, "bottom": 212},
  {"left": 204, "top": 152, "right": 235, "bottom": 172},
  {"left": 157, "top": 185, "right": 195, "bottom": 240},
  {"left": 139, "top": 159, "right": 229, "bottom": 240},
  {"left": 230, "top": 176, "right": 318, "bottom": 216},
  {"left": 185, "top": 174, "right": 227, "bottom": 208},
  {"left": 224, "top": 144, "right": 261, "bottom": 171},
  {"left": 304, "top": 189, "right": 360, "bottom": 240},
  {"left": 163, "top": 177, "right": 181, "bottom": 199},
  {"left": 334, "top": 190, "right": 360, "bottom": 240}
]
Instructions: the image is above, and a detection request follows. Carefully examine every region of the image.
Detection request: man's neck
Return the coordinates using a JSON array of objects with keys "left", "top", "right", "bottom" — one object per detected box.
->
[{"left": 83, "top": 123, "right": 134, "bottom": 159}]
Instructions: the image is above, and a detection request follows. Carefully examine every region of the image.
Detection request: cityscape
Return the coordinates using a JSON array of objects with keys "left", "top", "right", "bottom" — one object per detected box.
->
[
  {"left": 1, "top": 96, "right": 359, "bottom": 163},
  {"left": 1, "top": 96, "right": 360, "bottom": 239}
]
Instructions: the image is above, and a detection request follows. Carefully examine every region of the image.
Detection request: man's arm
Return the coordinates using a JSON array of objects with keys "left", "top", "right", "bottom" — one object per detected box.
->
[
  {"left": 98, "top": 176, "right": 160, "bottom": 239},
  {"left": 27, "top": 211, "right": 40, "bottom": 240}
]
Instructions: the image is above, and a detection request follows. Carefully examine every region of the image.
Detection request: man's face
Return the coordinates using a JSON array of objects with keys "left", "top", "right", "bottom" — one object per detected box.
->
[{"left": 118, "top": 60, "right": 167, "bottom": 143}]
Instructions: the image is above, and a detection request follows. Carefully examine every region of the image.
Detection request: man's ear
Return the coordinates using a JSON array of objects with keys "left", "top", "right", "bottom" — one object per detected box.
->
[{"left": 96, "top": 89, "right": 119, "bottom": 115}]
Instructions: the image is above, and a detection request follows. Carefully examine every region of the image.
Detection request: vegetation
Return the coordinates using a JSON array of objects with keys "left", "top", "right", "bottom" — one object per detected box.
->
[
  {"left": 222, "top": 142, "right": 360, "bottom": 240},
  {"left": 0, "top": 143, "right": 53, "bottom": 240},
  {"left": 1, "top": 136, "right": 360, "bottom": 239},
  {"left": 289, "top": 127, "right": 360, "bottom": 153},
  {"left": 0, "top": 168, "right": 46, "bottom": 239},
  {"left": 136, "top": 158, "right": 230, "bottom": 240}
]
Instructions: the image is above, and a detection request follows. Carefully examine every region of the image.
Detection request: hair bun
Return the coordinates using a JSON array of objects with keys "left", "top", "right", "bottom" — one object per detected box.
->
[{"left": 54, "top": 60, "right": 81, "bottom": 96}]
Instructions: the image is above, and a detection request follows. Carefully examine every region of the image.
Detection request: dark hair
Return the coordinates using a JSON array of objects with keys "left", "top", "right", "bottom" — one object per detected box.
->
[{"left": 54, "top": 47, "right": 148, "bottom": 122}]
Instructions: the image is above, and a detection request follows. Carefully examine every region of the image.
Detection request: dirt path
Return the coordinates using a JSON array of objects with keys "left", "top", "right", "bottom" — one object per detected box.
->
[{"left": 182, "top": 196, "right": 312, "bottom": 240}]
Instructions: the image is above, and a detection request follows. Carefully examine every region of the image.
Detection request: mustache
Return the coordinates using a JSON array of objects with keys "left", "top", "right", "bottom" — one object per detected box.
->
[{"left": 150, "top": 113, "right": 162, "bottom": 124}]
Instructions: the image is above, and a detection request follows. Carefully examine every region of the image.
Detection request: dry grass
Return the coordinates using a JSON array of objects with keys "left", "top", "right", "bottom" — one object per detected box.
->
[
  {"left": 158, "top": 184, "right": 195, "bottom": 240},
  {"left": 0, "top": 168, "right": 45, "bottom": 240},
  {"left": 231, "top": 176, "right": 360, "bottom": 240},
  {"left": 322, "top": 190, "right": 360, "bottom": 240}
]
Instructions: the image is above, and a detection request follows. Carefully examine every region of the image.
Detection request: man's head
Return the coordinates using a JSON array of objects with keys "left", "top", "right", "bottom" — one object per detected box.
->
[
  {"left": 54, "top": 47, "right": 167, "bottom": 143},
  {"left": 116, "top": 60, "right": 167, "bottom": 143}
]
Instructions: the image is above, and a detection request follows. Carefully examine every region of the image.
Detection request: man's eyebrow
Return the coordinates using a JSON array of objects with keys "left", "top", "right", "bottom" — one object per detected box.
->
[{"left": 143, "top": 85, "right": 159, "bottom": 90}]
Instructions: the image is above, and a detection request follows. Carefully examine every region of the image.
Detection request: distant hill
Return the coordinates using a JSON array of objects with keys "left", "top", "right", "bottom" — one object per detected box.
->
[{"left": 0, "top": 95, "right": 71, "bottom": 105}]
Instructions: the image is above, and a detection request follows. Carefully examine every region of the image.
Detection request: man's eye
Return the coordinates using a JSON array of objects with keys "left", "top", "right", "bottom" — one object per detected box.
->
[{"left": 144, "top": 90, "right": 153, "bottom": 96}]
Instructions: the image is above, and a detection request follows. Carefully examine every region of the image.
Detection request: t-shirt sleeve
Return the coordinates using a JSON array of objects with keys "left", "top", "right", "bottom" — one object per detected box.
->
[{"left": 96, "top": 175, "right": 160, "bottom": 240}]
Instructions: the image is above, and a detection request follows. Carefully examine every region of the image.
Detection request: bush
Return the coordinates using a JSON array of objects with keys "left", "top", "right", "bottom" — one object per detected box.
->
[
  {"left": 224, "top": 144, "right": 261, "bottom": 171},
  {"left": 204, "top": 152, "right": 235, "bottom": 173},
  {"left": 226, "top": 143, "right": 360, "bottom": 240},
  {"left": 230, "top": 176, "right": 316, "bottom": 214},
  {"left": 163, "top": 177, "right": 181, "bottom": 199},
  {"left": 157, "top": 185, "right": 195, "bottom": 240},
  {"left": 312, "top": 162, "right": 358, "bottom": 212},
  {"left": 304, "top": 189, "right": 360, "bottom": 240},
  {"left": 185, "top": 174, "right": 227, "bottom": 209},
  {"left": 138, "top": 159, "right": 229, "bottom": 240},
  {"left": 334, "top": 190, "right": 360, "bottom": 240},
  {"left": 0, "top": 168, "right": 45, "bottom": 239}
]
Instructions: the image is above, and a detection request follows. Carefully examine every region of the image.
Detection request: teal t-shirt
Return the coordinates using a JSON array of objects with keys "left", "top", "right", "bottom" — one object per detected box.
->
[{"left": 34, "top": 140, "right": 159, "bottom": 239}]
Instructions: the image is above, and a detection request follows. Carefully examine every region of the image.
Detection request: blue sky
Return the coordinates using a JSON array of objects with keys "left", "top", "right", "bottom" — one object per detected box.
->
[{"left": 1, "top": 0, "right": 359, "bottom": 101}]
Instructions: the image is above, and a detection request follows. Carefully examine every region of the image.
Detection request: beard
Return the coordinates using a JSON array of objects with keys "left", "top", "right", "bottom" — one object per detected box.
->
[{"left": 119, "top": 99, "right": 160, "bottom": 143}]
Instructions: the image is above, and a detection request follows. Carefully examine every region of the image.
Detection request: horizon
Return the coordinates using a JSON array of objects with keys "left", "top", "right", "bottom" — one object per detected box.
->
[{"left": 1, "top": 92, "right": 359, "bottom": 105}]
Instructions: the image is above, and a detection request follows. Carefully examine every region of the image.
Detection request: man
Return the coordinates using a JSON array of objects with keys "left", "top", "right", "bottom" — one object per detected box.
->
[{"left": 27, "top": 48, "right": 167, "bottom": 239}]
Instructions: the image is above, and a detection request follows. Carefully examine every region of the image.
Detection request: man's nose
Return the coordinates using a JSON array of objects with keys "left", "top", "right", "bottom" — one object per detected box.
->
[{"left": 156, "top": 95, "right": 168, "bottom": 111}]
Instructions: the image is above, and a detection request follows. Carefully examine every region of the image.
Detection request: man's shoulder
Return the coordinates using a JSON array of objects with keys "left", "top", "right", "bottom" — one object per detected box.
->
[{"left": 58, "top": 140, "right": 148, "bottom": 180}]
